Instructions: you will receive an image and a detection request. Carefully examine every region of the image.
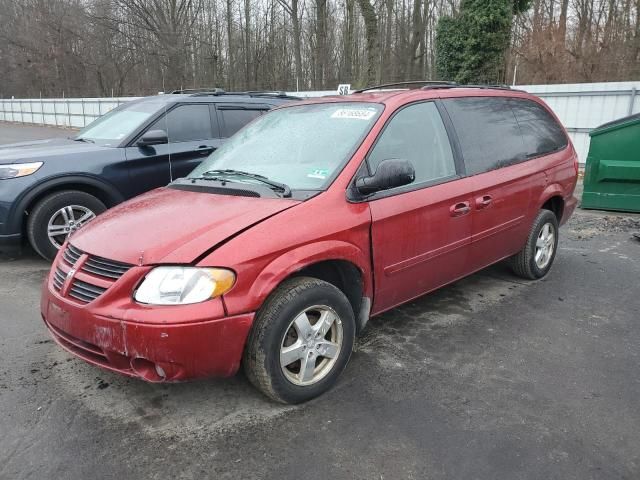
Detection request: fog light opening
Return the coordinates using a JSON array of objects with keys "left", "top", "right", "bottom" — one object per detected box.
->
[{"left": 130, "top": 357, "right": 165, "bottom": 382}]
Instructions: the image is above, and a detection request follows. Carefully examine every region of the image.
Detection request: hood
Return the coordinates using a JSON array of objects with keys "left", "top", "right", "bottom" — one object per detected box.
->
[
  {"left": 70, "top": 187, "right": 300, "bottom": 265},
  {"left": 0, "top": 137, "right": 110, "bottom": 163}
]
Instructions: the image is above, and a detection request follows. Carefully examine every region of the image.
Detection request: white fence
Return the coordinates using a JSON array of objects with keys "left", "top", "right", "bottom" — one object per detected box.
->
[
  {"left": 1, "top": 82, "right": 639, "bottom": 164},
  {"left": 0, "top": 97, "right": 141, "bottom": 129},
  {"left": 519, "top": 82, "right": 639, "bottom": 165}
]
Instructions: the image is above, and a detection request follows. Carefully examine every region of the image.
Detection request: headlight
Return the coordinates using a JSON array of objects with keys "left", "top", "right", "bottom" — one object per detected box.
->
[
  {"left": 134, "top": 267, "right": 235, "bottom": 305},
  {"left": 0, "top": 162, "right": 44, "bottom": 180}
]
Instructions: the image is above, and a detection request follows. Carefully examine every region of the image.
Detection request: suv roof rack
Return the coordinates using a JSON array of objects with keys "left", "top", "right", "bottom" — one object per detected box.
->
[
  {"left": 169, "top": 88, "right": 300, "bottom": 100},
  {"left": 170, "top": 88, "right": 226, "bottom": 94},
  {"left": 353, "top": 81, "right": 524, "bottom": 94},
  {"left": 354, "top": 81, "right": 458, "bottom": 93}
]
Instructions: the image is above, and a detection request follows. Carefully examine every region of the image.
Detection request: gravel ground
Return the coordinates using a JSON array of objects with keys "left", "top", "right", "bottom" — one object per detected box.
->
[{"left": 1, "top": 124, "right": 639, "bottom": 479}]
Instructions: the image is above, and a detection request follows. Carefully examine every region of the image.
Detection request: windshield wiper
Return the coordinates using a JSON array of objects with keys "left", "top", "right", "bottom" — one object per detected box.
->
[
  {"left": 198, "top": 169, "right": 292, "bottom": 198},
  {"left": 73, "top": 137, "right": 95, "bottom": 143}
]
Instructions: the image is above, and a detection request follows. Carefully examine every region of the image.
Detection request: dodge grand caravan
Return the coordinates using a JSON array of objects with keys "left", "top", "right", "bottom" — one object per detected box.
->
[{"left": 41, "top": 82, "right": 578, "bottom": 403}]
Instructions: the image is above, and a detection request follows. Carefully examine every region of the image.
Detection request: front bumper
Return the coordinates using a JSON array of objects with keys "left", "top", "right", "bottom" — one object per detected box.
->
[{"left": 41, "top": 271, "right": 255, "bottom": 382}]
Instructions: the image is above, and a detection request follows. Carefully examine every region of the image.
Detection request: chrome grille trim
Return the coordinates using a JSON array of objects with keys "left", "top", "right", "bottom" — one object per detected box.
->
[
  {"left": 62, "top": 244, "right": 82, "bottom": 266},
  {"left": 52, "top": 268, "right": 66, "bottom": 291},
  {"left": 69, "top": 279, "right": 107, "bottom": 303},
  {"left": 82, "top": 256, "right": 132, "bottom": 280},
  {"left": 56, "top": 244, "right": 133, "bottom": 303}
]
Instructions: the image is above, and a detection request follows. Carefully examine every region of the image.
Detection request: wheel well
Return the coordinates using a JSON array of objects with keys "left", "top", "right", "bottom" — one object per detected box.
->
[
  {"left": 292, "top": 260, "right": 364, "bottom": 319},
  {"left": 542, "top": 195, "right": 564, "bottom": 222},
  {"left": 22, "top": 183, "right": 118, "bottom": 230}
]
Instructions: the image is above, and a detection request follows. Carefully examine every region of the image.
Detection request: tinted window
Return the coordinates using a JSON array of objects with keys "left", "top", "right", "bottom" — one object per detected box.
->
[
  {"left": 150, "top": 104, "right": 213, "bottom": 142},
  {"left": 509, "top": 99, "right": 567, "bottom": 157},
  {"left": 220, "top": 109, "right": 263, "bottom": 137},
  {"left": 368, "top": 102, "right": 456, "bottom": 185},
  {"left": 443, "top": 97, "right": 526, "bottom": 175}
]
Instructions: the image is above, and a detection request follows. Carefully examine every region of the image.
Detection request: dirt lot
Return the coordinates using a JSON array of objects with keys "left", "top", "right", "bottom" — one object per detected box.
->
[{"left": 1, "top": 124, "right": 639, "bottom": 479}]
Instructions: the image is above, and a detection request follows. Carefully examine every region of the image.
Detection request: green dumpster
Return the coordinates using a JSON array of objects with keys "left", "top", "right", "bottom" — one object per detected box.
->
[{"left": 582, "top": 113, "right": 640, "bottom": 213}]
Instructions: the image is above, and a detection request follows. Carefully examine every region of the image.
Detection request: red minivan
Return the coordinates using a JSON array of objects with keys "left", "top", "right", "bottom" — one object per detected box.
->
[{"left": 41, "top": 83, "right": 578, "bottom": 403}]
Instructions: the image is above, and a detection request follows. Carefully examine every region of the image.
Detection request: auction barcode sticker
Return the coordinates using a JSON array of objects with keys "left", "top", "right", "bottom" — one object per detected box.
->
[{"left": 330, "top": 108, "right": 377, "bottom": 120}]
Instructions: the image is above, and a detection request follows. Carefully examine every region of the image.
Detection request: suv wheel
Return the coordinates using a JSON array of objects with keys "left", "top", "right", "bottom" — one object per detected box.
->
[
  {"left": 509, "top": 209, "right": 559, "bottom": 280},
  {"left": 243, "top": 277, "right": 355, "bottom": 404},
  {"left": 27, "top": 190, "right": 106, "bottom": 260}
]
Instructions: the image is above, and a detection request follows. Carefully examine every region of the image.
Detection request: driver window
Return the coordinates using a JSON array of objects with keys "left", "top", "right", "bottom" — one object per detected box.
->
[
  {"left": 148, "top": 104, "right": 213, "bottom": 143},
  {"left": 368, "top": 102, "right": 456, "bottom": 185}
]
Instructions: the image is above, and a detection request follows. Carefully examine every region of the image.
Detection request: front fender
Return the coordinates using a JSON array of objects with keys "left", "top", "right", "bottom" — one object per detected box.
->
[
  {"left": 9, "top": 174, "right": 125, "bottom": 233},
  {"left": 233, "top": 240, "right": 372, "bottom": 315}
]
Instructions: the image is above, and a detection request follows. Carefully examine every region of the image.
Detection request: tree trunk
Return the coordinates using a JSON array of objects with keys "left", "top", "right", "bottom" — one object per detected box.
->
[
  {"left": 343, "top": 0, "right": 354, "bottom": 82},
  {"left": 355, "top": 0, "right": 379, "bottom": 86},
  {"left": 226, "top": 0, "right": 234, "bottom": 89},
  {"left": 315, "top": 0, "right": 327, "bottom": 88}
]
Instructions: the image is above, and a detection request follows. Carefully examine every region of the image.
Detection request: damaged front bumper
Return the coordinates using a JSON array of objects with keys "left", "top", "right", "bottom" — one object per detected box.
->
[{"left": 41, "top": 257, "right": 254, "bottom": 382}]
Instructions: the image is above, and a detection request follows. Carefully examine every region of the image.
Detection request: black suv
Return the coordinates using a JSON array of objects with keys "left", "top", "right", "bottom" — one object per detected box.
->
[{"left": 0, "top": 90, "right": 297, "bottom": 259}]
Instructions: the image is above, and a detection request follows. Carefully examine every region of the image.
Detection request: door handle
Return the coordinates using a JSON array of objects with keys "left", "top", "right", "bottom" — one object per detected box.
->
[
  {"left": 450, "top": 201, "right": 471, "bottom": 217},
  {"left": 196, "top": 145, "right": 214, "bottom": 155},
  {"left": 475, "top": 195, "right": 493, "bottom": 209}
]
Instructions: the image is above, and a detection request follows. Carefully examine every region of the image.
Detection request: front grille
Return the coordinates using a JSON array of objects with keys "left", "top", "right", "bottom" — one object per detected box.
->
[
  {"left": 68, "top": 279, "right": 108, "bottom": 303},
  {"left": 62, "top": 243, "right": 82, "bottom": 266},
  {"left": 56, "top": 244, "right": 133, "bottom": 304},
  {"left": 52, "top": 268, "right": 66, "bottom": 292},
  {"left": 82, "top": 256, "right": 132, "bottom": 280}
]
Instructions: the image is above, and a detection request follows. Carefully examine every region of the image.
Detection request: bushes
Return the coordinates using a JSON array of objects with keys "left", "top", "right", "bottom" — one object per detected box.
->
[{"left": 436, "top": 0, "right": 530, "bottom": 84}]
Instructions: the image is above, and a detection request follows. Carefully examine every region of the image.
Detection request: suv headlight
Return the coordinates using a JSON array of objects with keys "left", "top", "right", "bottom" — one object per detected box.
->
[
  {"left": 134, "top": 267, "right": 235, "bottom": 305},
  {"left": 0, "top": 162, "right": 44, "bottom": 180}
]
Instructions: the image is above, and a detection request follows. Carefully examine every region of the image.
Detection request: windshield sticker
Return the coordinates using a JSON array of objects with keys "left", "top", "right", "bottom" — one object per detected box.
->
[
  {"left": 307, "top": 169, "right": 329, "bottom": 179},
  {"left": 330, "top": 108, "right": 377, "bottom": 120}
]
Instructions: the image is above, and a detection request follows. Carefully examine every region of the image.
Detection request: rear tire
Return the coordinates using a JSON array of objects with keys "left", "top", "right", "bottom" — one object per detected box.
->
[
  {"left": 243, "top": 277, "right": 356, "bottom": 404},
  {"left": 27, "top": 190, "right": 106, "bottom": 261},
  {"left": 509, "top": 209, "right": 559, "bottom": 280}
]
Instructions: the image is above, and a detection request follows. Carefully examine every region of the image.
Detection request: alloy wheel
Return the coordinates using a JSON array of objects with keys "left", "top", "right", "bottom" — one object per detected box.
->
[
  {"left": 535, "top": 222, "right": 556, "bottom": 269},
  {"left": 46, "top": 205, "right": 96, "bottom": 249},
  {"left": 280, "top": 305, "right": 343, "bottom": 386}
]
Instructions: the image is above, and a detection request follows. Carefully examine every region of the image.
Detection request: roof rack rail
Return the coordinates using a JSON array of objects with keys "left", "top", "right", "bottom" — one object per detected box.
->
[
  {"left": 170, "top": 87, "right": 226, "bottom": 95},
  {"left": 353, "top": 81, "right": 527, "bottom": 94},
  {"left": 183, "top": 89, "right": 300, "bottom": 100},
  {"left": 354, "top": 81, "right": 458, "bottom": 93},
  {"left": 462, "top": 84, "right": 513, "bottom": 90},
  {"left": 244, "top": 90, "right": 298, "bottom": 98}
]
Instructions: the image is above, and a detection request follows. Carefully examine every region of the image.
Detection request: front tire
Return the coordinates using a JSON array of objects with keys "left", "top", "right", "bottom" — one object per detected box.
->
[
  {"left": 509, "top": 209, "right": 559, "bottom": 280},
  {"left": 27, "top": 190, "right": 106, "bottom": 261},
  {"left": 243, "top": 277, "right": 356, "bottom": 404}
]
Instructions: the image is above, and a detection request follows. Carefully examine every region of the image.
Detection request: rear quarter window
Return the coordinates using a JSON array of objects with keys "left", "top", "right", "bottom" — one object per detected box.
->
[
  {"left": 219, "top": 108, "right": 265, "bottom": 137},
  {"left": 442, "top": 97, "right": 526, "bottom": 175},
  {"left": 508, "top": 98, "right": 568, "bottom": 157}
]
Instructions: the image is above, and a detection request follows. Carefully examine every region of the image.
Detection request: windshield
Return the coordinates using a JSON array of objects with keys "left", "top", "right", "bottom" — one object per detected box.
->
[
  {"left": 188, "top": 102, "right": 383, "bottom": 191},
  {"left": 76, "top": 101, "right": 164, "bottom": 146}
]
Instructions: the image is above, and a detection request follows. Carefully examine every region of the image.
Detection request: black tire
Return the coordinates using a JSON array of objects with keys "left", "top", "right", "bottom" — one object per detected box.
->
[
  {"left": 27, "top": 190, "right": 106, "bottom": 261},
  {"left": 509, "top": 209, "right": 559, "bottom": 280},
  {"left": 243, "top": 277, "right": 356, "bottom": 404}
]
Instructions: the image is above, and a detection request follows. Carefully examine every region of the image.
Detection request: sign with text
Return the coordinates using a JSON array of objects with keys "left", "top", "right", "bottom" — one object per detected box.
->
[{"left": 337, "top": 84, "right": 351, "bottom": 95}]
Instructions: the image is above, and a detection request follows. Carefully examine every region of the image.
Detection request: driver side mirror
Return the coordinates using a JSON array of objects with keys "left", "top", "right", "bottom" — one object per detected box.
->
[
  {"left": 355, "top": 159, "right": 415, "bottom": 195},
  {"left": 137, "top": 129, "right": 168, "bottom": 147}
]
